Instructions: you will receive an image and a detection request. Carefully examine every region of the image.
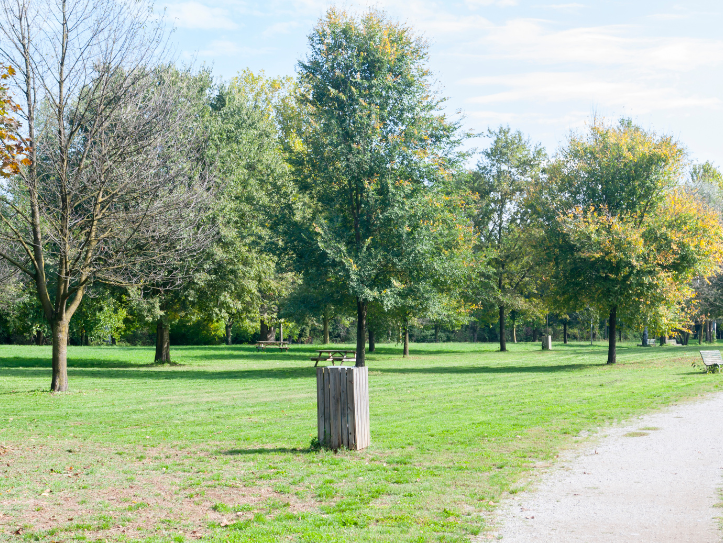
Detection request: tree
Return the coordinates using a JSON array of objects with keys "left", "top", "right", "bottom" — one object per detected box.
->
[
  {"left": 0, "top": 0, "right": 214, "bottom": 390},
  {"left": 467, "top": 126, "right": 546, "bottom": 351},
  {"left": 293, "top": 9, "right": 466, "bottom": 366},
  {"left": 686, "top": 162, "right": 723, "bottom": 342},
  {"left": 191, "top": 73, "right": 290, "bottom": 346},
  {"left": 544, "top": 118, "right": 723, "bottom": 364}
]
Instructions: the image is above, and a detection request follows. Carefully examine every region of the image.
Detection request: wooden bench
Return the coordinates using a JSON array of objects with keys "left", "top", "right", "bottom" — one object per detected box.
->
[
  {"left": 311, "top": 349, "right": 356, "bottom": 367},
  {"left": 255, "top": 341, "right": 289, "bottom": 351},
  {"left": 696, "top": 350, "right": 723, "bottom": 373}
]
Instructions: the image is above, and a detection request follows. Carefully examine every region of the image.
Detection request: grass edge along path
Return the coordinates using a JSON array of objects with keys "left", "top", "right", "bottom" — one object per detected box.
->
[{"left": 0, "top": 341, "right": 721, "bottom": 542}]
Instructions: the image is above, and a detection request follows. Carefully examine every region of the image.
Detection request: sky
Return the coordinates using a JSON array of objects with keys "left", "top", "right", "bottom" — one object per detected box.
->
[{"left": 163, "top": 0, "right": 723, "bottom": 167}]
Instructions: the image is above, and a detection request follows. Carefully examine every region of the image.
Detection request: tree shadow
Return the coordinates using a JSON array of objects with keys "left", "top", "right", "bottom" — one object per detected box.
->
[
  {"left": 0, "top": 356, "right": 143, "bottom": 369},
  {"left": 220, "top": 447, "right": 314, "bottom": 456},
  {"left": 0, "top": 346, "right": 316, "bottom": 368},
  {"left": 376, "top": 363, "right": 592, "bottom": 375},
  {"left": 0, "top": 366, "right": 318, "bottom": 381}
]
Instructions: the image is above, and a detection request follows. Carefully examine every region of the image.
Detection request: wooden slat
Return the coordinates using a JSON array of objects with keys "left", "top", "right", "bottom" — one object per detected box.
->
[
  {"left": 330, "top": 368, "right": 341, "bottom": 449},
  {"left": 324, "top": 367, "right": 331, "bottom": 447},
  {"left": 362, "top": 367, "right": 370, "bottom": 448},
  {"left": 340, "top": 368, "right": 349, "bottom": 449},
  {"left": 357, "top": 367, "right": 364, "bottom": 449},
  {"left": 316, "top": 367, "right": 324, "bottom": 444},
  {"left": 347, "top": 368, "right": 356, "bottom": 450}
]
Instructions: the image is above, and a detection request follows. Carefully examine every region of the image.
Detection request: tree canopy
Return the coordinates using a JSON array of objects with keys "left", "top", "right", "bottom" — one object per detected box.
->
[{"left": 544, "top": 118, "right": 723, "bottom": 363}]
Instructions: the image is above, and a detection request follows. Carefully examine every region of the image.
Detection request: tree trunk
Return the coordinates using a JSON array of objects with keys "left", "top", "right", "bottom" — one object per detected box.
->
[
  {"left": 532, "top": 327, "right": 539, "bottom": 342},
  {"left": 323, "top": 311, "right": 330, "bottom": 345},
  {"left": 698, "top": 321, "right": 702, "bottom": 345},
  {"left": 607, "top": 306, "right": 617, "bottom": 365},
  {"left": 155, "top": 318, "right": 171, "bottom": 363},
  {"left": 434, "top": 324, "right": 439, "bottom": 343},
  {"left": 35, "top": 330, "right": 44, "bottom": 346},
  {"left": 618, "top": 323, "right": 622, "bottom": 341},
  {"left": 499, "top": 305, "right": 507, "bottom": 352},
  {"left": 512, "top": 320, "right": 517, "bottom": 343},
  {"left": 260, "top": 318, "right": 268, "bottom": 341},
  {"left": 563, "top": 321, "right": 568, "bottom": 344},
  {"left": 355, "top": 298, "right": 366, "bottom": 367},
  {"left": 225, "top": 321, "right": 233, "bottom": 345},
  {"left": 403, "top": 318, "right": 410, "bottom": 357},
  {"left": 369, "top": 329, "right": 375, "bottom": 352},
  {"left": 51, "top": 320, "right": 69, "bottom": 392},
  {"left": 471, "top": 323, "right": 478, "bottom": 343}
]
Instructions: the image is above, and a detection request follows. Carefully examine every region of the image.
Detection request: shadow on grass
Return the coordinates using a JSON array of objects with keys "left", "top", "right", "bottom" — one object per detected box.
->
[
  {"left": 220, "top": 447, "right": 314, "bottom": 456},
  {"left": 0, "top": 366, "right": 318, "bottom": 381},
  {"left": 376, "top": 363, "right": 592, "bottom": 375},
  {"left": 0, "top": 362, "right": 598, "bottom": 382},
  {"left": 0, "top": 345, "right": 338, "bottom": 367}
]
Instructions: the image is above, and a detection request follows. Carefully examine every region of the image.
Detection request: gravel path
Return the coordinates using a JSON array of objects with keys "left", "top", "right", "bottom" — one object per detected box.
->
[{"left": 491, "top": 393, "right": 723, "bottom": 543}]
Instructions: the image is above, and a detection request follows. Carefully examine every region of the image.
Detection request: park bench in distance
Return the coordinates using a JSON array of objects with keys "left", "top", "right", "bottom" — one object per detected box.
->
[
  {"left": 696, "top": 350, "right": 723, "bottom": 373},
  {"left": 255, "top": 340, "right": 289, "bottom": 351},
  {"left": 638, "top": 339, "right": 656, "bottom": 346}
]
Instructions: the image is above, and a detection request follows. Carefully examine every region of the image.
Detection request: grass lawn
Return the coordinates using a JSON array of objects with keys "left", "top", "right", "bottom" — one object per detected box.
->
[{"left": 0, "top": 341, "right": 720, "bottom": 542}]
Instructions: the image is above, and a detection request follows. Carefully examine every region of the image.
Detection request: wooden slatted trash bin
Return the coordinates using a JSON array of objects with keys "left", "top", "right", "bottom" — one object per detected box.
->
[{"left": 316, "top": 366, "right": 370, "bottom": 450}]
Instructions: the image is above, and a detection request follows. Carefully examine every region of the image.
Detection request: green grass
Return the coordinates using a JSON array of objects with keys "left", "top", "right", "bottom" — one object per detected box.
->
[{"left": 0, "top": 341, "right": 720, "bottom": 542}]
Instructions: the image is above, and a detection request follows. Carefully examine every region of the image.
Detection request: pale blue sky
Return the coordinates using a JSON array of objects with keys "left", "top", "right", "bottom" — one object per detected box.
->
[{"left": 164, "top": 0, "right": 723, "bottom": 167}]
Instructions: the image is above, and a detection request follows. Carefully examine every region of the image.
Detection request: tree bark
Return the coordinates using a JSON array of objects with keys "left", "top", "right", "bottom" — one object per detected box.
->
[
  {"left": 532, "top": 327, "right": 539, "bottom": 342},
  {"left": 607, "top": 306, "right": 617, "bottom": 365},
  {"left": 225, "top": 321, "right": 233, "bottom": 345},
  {"left": 369, "top": 328, "right": 376, "bottom": 353},
  {"left": 499, "top": 305, "right": 507, "bottom": 352},
  {"left": 471, "top": 323, "right": 478, "bottom": 343},
  {"left": 35, "top": 330, "right": 44, "bottom": 346},
  {"left": 355, "top": 298, "right": 366, "bottom": 367},
  {"left": 51, "top": 320, "right": 69, "bottom": 392},
  {"left": 434, "top": 324, "right": 439, "bottom": 343},
  {"left": 403, "top": 317, "right": 410, "bottom": 357},
  {"left": 155, "top": 318, "right": 171, "bottom": 363},
  {"left": 512, "top": 319, "right": 517, "bottom": 343},
  {"left": 563, "top": 321, "right": 568, "bottom": 344},
  {"left": 323, "top": 311, "right": 330, "bottom": 344},
  {"left": 260, "top": 319, "right": 268, "bottom": 341}
]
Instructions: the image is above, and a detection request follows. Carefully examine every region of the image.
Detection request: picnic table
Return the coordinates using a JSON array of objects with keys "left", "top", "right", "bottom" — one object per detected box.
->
[
  {"left": 310, "top": 349, "right": 356, "bottom": 367},
  {"left": 255, "top": 340, "right": 289, "bottom": 351}
]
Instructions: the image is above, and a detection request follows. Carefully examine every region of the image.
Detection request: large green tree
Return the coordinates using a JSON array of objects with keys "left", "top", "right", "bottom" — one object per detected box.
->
[
  {"left": 191, "top": 72, "right": 291, "bottom": 346},
  {"left": 544, "top": 118, "right": 723, "bottom": 364},
  {"left": 293, "top": 9, "right": 466, "bottom": 366},
  {"left": 467, "top": 126, "right": 546, "bottom": 351}
]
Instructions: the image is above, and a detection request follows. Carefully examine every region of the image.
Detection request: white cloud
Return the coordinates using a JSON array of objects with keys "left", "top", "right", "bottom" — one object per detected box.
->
[
  {"left": 648, "top": 12, "right": 688, "bottom": 21},
  {"left": 464, "top": 71, "right": 722, "bottom": 113},
  {"left": 197, "top": 39, "right": 274, "bottom": 58},
  {"left": 164, "top": 2, "right": 238, "bottom": 30},
  {"left": 262, "top": 21, "right": 301, "bottom": 37},
  {"left": 467, "top": 19, "right": 723, "bottom": 73},
  {"left": 465, "top": 0, "right": 518, "bottom": 8},
  {"left": 542, "top": 3, "right": 585, "bottom": 10}
]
